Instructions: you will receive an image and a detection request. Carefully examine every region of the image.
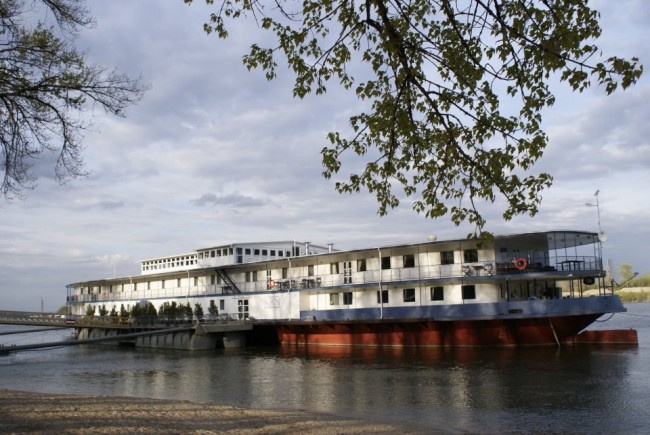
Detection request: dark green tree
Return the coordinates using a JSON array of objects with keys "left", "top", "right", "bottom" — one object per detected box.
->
[
  {"left": 208, "top": 300, "right": 219, "bottom": 316},
  {"left": 183, "top": 302, "right": 193, "bottom": 318},
  {"left": 194, "top": 303, "right": 204, "bottom": 321},
  {"left": 85, "top": 304, "right": 95, "bottom": 317},
  {"left": 143, "top": 302, "right": 157, "bottom": 317},
  {"left": 130, "top": 301, "right": 157, "bottom": 324},
  {"left": 186, "top": 0, "right": 641, "bottom": 233},
  {"left": 0, "top": 0, "right": 147, "bottom": 199}
]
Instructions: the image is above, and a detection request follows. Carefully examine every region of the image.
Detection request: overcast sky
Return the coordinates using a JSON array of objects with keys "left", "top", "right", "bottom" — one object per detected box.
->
[{"left": 1, "top": 0, "right": 649, "bottom": 312}]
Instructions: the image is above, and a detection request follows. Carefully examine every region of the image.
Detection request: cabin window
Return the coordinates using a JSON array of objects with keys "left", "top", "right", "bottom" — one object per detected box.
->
[
  {"left": 381, "top": 256, "right": 391, "bottom": 270},
  {"left": 462, "top": 285, "right": 476, "bottom": 300},
  {"left": 194, "top": 277, "right": 198, "bottom": 286},
  {"left": 236, "top": 247, "right": 243, "bottom": 264},
  {"left": 254, "top": 249, "right": 260, "bottom": 255},
  {"left": 377, "top": 290, "right": 389, "bottom": 304},
  {"left": 238, "top": 299, "right": 249, "bottom": 319},
  {"left": 270, "top": 250, "right": 276, "bottom": 256},
  {"left": 211, "top": 275, "right": 216, "bottom": 285},
  {"left": 161, "top": 281, "right": 165, "bottom": 290},
  {"left": 343, "top": 292, "right": 353, "bottom": 305},
  {"left": 282, "top": 267, "right": 288, "bottom": 279},
  {"left": 357, "top": 259, "right": 367, "bottom": 272},
  {"left": 278, "top": 251, "right": 283, "bottom": 257},
  {"left": 431, "top": 286, "right": 444, "bottom": 301},
  {"left": 219, "top": 300, "right": 225, "bottom": 311},
  {"left": 330, "top": 262, "right": 339, "bottom": 274},
  {"left": 464, "top": 249, "right": 478, "bottom": 263},
  {"left": 147, "top": 282, "right": 151, "bottom": 290},
  {"left": 403, "top": 288, "right": 416, "bottom": 302},
  {"left": 403, "top": 254, "right": 415, "bottom": 268},
  {"left": 330, "top": 293, "right": 340, "bottom": 305},
  {"left": 211, "top": 250, "right": 215, "bottom": 257},
  {"left": 262, "top": 249, "right": 268, "bottom": 256},
  {"left": 441, "top": 251, "right": 455, "bottom": 265},
  {"left": 177, "top": 278, "right": 181, "bottom": 287},
  {"left": 245, "top": 248, "right": 251, "bottom": 255},
  {"left": 217, "top": 274, "right": 222, "bottom": 284},
  {"left": 245, "top": 271, "right": 252, "bottom": 282},
  {"left": 343, "top": 261, "right": 352, "bottom": 284}
]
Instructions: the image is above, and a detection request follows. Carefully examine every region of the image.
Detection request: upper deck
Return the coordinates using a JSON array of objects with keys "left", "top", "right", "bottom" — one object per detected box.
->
[
  {"left": 140, "top": 241, "right": 334, "bottom": 275},
  {"left": 67, "top": 230, "right": 604, "bottom": 304}
]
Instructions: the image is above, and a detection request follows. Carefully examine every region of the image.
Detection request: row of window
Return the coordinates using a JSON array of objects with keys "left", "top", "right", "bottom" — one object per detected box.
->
[
  {"left": 376, "top": 249, "right": 479, "bottom": 271},
  {"left": 143, "top": 248, "right": 480, "bottom": 273},
  {"left": 327, "top": 285, "right": 477, "bottom": 306},
  {"left": 242, "top": 248, "right": 290, "bottom": 257},
  {"left": 198, "top": 248, "right": 234, "bottom": 259},
  {"left": 143, "top": 257, "right": 197, "bottom": 271}
]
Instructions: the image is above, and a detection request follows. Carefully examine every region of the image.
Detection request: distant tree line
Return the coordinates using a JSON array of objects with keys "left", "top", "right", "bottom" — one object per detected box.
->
[{"left": 617, "top": 264, "right": 650, "bottom": 289}]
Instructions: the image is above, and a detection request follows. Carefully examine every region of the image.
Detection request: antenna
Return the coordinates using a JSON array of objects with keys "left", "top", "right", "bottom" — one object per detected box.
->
[{"left": 586, "top": 190, "right": 606, "bottom": 242}]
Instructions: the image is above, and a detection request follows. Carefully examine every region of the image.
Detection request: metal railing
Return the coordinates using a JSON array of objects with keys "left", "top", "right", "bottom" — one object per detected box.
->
[{"left": 67, "top": 256, "right": 601, "bottom": 304}]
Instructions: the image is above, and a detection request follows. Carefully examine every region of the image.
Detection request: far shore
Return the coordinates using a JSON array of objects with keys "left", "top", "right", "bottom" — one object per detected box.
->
[
  {"left": 0, "top": 389, "right": 423, "bottom": 434},
  {"left": 581, "top": 288, "right": 650, "bottom": 303}
]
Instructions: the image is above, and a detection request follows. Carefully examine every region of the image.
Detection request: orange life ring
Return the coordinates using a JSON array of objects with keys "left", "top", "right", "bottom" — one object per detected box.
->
[{"left": 514, "top": 258, "right": 527, "bottom": 271}]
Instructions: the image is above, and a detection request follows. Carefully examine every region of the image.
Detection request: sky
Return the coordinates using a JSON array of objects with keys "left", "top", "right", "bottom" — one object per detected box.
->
[{"left": 1, "top": 0, "right": 649, "bottom": 312}]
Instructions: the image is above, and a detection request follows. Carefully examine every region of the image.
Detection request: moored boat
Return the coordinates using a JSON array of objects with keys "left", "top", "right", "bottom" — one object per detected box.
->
[{"left": 66, "top": 230, "right": 635, "bottom": 347}]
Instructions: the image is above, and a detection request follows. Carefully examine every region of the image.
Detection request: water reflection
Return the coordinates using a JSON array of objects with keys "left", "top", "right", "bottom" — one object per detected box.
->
[
  {"left": 268, "top": 344, "right": 641, "bottom": 432},
  {"left": 1, "top": 305, "right": 649, "bottom": 433}
]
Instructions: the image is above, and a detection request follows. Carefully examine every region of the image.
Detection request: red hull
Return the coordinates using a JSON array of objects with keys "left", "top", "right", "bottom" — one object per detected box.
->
[
  {"left": 565, "top": 329, "right": 638, "bottom": 345},
  {"left": 276, "top": 315, "right": 606, "bottom": 347}
]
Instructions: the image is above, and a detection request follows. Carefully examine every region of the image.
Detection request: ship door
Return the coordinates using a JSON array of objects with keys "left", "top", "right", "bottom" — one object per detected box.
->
[
  {"left": 238, "top": 299, "right": 249, "bottom": 320},
  {"left": 344, "top": 261, "right": 352, "bottom": 284}
]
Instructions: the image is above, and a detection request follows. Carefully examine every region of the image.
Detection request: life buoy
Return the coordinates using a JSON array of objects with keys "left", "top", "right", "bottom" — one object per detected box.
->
[{"left": 514, "top": 258, "right": 527, "bottom": 271}]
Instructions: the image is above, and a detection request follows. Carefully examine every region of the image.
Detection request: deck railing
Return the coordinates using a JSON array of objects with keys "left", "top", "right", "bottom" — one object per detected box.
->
[{"left": 67, "top": 255, "right": 602, "bottom": 304}]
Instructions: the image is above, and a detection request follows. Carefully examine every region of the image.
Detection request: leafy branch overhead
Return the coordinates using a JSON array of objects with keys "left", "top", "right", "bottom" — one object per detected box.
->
[
  {"left": 0, "top": 0, "right": 147, "bottom": 199},
  {"left": 187, "top": 0, "right": 642, "bottom": 232}
]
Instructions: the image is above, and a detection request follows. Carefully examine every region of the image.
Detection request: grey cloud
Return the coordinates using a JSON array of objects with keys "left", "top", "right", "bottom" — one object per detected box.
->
[
  {"left": 190, "top": 192, "right": 265, "bottom": 207},
  {"left": 97, "top": 200, "right": 125, "bottom": 210},
  {"left": 539, "top": 85, "right": 650, "bottom": 181}
]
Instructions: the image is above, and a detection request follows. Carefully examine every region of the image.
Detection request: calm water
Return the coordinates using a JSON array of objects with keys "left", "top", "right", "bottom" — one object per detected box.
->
[{"left": 2, "top": 303, "right": 650, "bottom": 433}]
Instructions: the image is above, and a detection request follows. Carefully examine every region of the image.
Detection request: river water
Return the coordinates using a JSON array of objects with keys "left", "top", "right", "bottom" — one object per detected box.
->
[{"left": 2, "top": 303, "right": 650, "bottom": 433}]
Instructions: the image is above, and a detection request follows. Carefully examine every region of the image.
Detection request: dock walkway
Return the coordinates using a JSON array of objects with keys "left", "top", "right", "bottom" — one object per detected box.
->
[{"left": 0, "top": 311, "right": 253, "bottom": 353}]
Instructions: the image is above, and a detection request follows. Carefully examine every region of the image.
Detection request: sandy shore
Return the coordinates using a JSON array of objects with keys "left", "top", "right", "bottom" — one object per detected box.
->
[{"left": 0, "top": 390, "right": 422, "bottom": 434}]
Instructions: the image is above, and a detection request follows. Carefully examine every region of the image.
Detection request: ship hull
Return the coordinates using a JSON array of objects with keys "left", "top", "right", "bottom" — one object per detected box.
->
[{"left": 276, "top": 314, "right": 603, "bottom": 347}]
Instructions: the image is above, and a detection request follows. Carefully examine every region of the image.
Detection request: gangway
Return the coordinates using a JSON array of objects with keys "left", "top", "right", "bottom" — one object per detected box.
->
[
  {"left": 0, "top": 325, "right": 193, "bottom": 355},
  {"left": 0, "top": 310, "right": 255, "bottom": 352}
]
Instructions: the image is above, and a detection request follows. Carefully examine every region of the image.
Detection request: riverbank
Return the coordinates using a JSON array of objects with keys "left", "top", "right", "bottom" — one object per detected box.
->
[
  {"left": 617, "top": 289, "right": 650, "bottom": 303},
  {"left": 0, "top": 389, "right": 421, "bottom": 434},
  {"left": 578, "top": 288, "right": 650, "bottom": 303}
]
